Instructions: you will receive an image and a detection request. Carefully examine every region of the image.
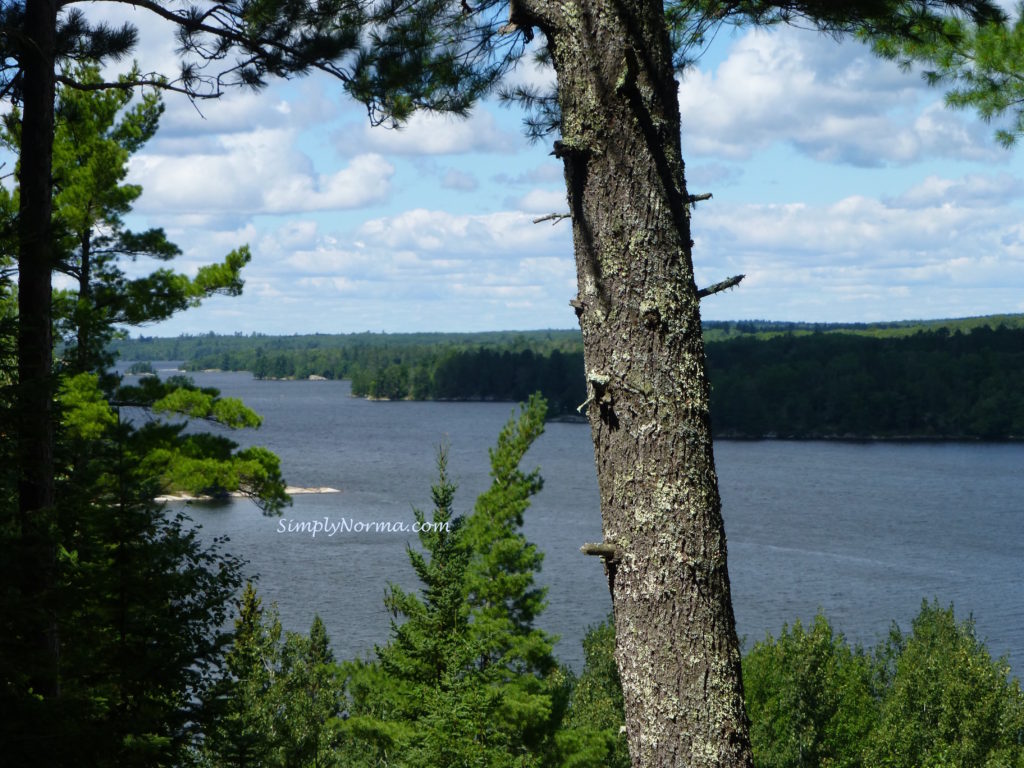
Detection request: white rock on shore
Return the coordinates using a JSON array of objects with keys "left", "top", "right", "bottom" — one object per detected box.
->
[{"left": 154, "top": 486, "right": 340, "bottom": 502}]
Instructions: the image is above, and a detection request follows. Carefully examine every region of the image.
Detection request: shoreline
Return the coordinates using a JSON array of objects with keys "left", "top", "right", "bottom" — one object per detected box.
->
[{"left": 155, "top": 486, "right": 340, "bottom": 503}]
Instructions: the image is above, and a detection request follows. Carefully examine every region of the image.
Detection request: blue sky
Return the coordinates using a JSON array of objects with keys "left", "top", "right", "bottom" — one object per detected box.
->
[{"left": 48, "top": 8, "right": 1024, "bottom": 334}]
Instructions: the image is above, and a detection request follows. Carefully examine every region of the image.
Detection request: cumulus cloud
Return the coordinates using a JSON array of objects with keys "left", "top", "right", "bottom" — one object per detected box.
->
[
  {"left": 889, "top": 173, "right": 1024, "bottom": 209},
  {"left": 130, "top": 130, "right": 394, "bottom": 214},
  {"left": 679, "top": 28, "right": 1001, "bottom": 166},
  {"left": 511, "top": 188, "right": 568, "bottom": 213},
  {"left": 164, "top": 208, "right": 579, "bottom": 333},
  {"left": 357, "top": 209, "right": 570, "bottom": 256},
  {"left": 693, "top": 174, "right": 1024, "bottom": 321}
]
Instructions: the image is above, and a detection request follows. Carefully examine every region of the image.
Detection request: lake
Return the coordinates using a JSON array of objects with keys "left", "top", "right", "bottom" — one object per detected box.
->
[{"left": 148, "top": 367, "right": 1023, "bottom": 673}]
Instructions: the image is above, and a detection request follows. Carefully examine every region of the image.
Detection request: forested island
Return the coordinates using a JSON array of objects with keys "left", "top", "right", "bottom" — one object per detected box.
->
[{"left": 114, "top": 316, "right": 1024, "bottom": 440}]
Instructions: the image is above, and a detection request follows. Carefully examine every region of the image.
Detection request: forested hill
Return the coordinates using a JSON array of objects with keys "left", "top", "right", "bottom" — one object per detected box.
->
[{"left": 111, "top": 317, "right": 1024, "bottom": 439}]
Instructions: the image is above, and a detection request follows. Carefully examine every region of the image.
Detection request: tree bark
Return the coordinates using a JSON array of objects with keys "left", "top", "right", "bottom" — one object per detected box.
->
[
  {"left": 526, "top": 2, "right": 754, "bottom": 765},
  {"left": 17, "top": 0, "right": 59, "bottom": 699}
]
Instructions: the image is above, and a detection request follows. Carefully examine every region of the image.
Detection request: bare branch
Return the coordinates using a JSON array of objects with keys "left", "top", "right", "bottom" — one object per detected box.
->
[
  {"left": 581, "top": 542, "right": 622, "bottom": 561},
  {"left": 687, "top": 192, "right": 713, "bottom": 203},
  {"left": 697, "top": 273, "right": 745, "bottom": 299},
  {"left": 532, "top": 212, "right": 570, "bottom": 224}
]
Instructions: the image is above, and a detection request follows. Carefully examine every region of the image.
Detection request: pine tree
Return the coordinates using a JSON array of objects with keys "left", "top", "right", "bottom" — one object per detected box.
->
[
  {"left": 0, "top": 55, "right": 287, "bottom": 764},
  {"left": 0, "top": 65, "right": 289, "bottom": 512},
  {"left": 869, "top": 3, "right": 1024, "bottom": 147},
  {"left": 1, "top": 1, "right": 368, "bottom": 710}
]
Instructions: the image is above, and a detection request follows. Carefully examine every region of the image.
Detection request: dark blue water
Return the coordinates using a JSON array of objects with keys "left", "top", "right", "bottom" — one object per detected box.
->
[{"left": 146, "top": 367, "right": 1023, "bottom": 672}]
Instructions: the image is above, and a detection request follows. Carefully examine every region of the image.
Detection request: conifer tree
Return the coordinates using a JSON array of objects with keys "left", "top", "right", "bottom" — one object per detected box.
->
[
  {"left": 202, "top": 585, "right": 344, "bottom": 768},
  {"left": 0, "top": 56, "right": 286, "bottom": 763},
  {"left": 202, "top": 583, "right": 283, "bottom": 766},
  {"left": 0, "top": 370, "right": 246, "bottom": 767},
  {"left": 342, "top": 396, "right": 566, "bottom": 767},
  {"left": 0, "top": 64, "right": 288, "bottom": 510},
  {"left": 1, "top": 1, "right": 368, "bottom": 708},
  {"left": 869, "top": 2, "right": 1024, "bottom": 147}
]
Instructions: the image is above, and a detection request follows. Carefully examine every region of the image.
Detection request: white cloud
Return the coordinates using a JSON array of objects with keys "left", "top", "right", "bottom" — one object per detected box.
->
[
  {"left": 890, "top": 173, "right": 1024, "bottom": 209},
  {"left": 693, "top": 175, "right": 1024, "bottom": 321},
  {"left": 679, "top": 28, "right": 1002, "bottom": 166},
  {"left": 512, "top": 188, "right": 567, "bottom": 213},
  {"left": 130, "top": 130, "right": 394, "bottom": 214},
  {"left": 357, "top": 209, "right": 570, "bottom": 256}
]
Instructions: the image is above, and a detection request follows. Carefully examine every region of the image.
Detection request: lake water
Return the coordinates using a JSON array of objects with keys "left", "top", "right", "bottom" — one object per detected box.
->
[{"left": 147, "top": 367, "right": 1023, "bottom": 673}]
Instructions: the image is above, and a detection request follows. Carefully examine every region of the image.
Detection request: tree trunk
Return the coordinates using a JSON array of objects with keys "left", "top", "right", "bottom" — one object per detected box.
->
[
  {"left": 17, "top": 0, "right": 59, "bottom": 699},
  {"left": 527, "top": 2, "right": 754, "bottom": 765},
  {"left": 76, "top": 228, "right": 92, "bottom": 372}
]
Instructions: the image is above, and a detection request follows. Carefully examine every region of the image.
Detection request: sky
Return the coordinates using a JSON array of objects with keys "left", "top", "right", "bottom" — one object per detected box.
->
[{"left": 37, "top": 7, "right": 1024, "bottom": 335}]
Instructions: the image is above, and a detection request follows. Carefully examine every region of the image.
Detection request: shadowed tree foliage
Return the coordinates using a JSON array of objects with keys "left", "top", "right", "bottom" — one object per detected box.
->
[{"left": 201, "top": 584, "right": 344, "bottom": 767}]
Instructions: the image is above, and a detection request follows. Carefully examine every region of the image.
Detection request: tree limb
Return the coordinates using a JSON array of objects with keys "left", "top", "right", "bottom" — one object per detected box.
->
[
  {"left": 581, "top": 542, "right": 622, "bottom": 561},
  {"left": 697, "top": 273, "right": 745, "bottom": 298},
  {"left": 532, "top": 212, "right": 570, "bottom": 224}
]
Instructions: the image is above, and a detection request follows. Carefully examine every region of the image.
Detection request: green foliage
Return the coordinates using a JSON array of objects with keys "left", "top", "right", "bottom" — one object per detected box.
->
[
  {"left": 866, "top": 600, "right": 1024, "bottom": 768},
  {"left": 1, "top": 372, "right": 246, "bottom": 767},
  {"left": 743, "top": 615, "right": 879, "bottom": 768},
  {"left": 60, "top": 372, "right": 118, "bottom": 439},
  {"left": 0, "top": 60, "right": 288, "bottom": 767},
  {"left": 558, "top": 617, "right": 631, "bottom": 768},
  {"left": 578, "top": 604, "right": 1024, "bottom": 768},
  {"left": 744, "top": 603, "right": 1024, "bottom": 768},
  {"left": 341, "top": 396, "right": 567, "bottom": 767},
  {"left": 111, "top": 370, "right": 288, "bottom": 512},
  {"left": 707, "top": 325, "right": 1024, "bottom": 438},
  {"left": 201, "top": 584, "right": 344, "bottom": 767},
  {"left": 11, "top": 67, "right": 290, "bottom": 512},
  {"left": 868, "top": 3, "right": 1024, "bottom": 147},
  {"left": 1, "top": 63, "right": 251, "bottom": 374}
]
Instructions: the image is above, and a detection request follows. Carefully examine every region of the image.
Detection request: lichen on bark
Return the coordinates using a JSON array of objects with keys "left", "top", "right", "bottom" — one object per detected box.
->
[{"left": 519, "top": 1, "right": 755, "bottom": 766}]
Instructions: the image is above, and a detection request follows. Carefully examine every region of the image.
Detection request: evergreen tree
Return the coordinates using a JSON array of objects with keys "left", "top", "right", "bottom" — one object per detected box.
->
[
  {"left": 0, "top": 59, "right": 286, "bottom": 765},
  {"left": 0, "top": 66, "right": 288, "bottom": 511},
  {"left": 342, "top": 396, "right": 566, "bottom": 767},
  {"left": 0, "top": 371, "right": 246, "bottom": 767},
  {"left": 202, "top": 585, "right": 344, "bottom": 768},
  {"left": 870, "top": 2, "right": 1024, "bottom": 147},
  {"left": 1, "top": 1, "right": 368, "bottom": 712},
  {"left": 202, "top": 583, "right": 283, "bottom": 766}
]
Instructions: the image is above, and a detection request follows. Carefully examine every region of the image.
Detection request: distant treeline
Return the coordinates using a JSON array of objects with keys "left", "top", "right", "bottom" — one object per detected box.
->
[
  {"left": 112, "top": 318, "right": 1024, "bottom": 438},
  {"left": 708, "top": 325, "right": 1024, "bottom": 439}
]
